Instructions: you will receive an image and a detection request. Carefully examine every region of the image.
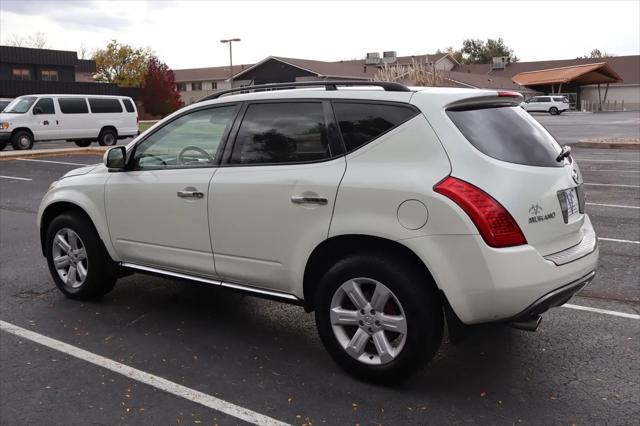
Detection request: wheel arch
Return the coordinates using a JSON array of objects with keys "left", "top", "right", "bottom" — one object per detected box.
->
[
  {"left": 11, "top": 127, "right": 34, "bottom": 140},
  {"left": 100, "top": 125, "right": 118, "bottom": 136},
  {"left": 302, "top": 234, "right": 439, "bottom": 313}
]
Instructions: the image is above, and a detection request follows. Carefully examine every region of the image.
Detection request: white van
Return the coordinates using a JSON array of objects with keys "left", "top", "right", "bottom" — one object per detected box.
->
[{"left": 0, "top": 94, "right": 138, "bottom": 150}]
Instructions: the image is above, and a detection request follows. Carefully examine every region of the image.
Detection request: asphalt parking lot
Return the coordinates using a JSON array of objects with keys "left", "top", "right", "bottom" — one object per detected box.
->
[{"left": 1, "top": 147, "right": 639, "bottom": 423}]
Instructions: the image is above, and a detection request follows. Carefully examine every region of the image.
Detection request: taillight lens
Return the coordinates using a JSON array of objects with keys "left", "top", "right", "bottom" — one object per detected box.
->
[{"left": 434, "top": 176, "right": 527, "bottom": 248}]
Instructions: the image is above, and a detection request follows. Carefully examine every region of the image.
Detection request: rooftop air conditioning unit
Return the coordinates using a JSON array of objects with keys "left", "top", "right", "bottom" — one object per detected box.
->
[
  {"left": 491, "top": 56, "right": 509, "bottom": 70},
  {"left": 382, "top": 51, "right": 398, "bottom": 64},
  {"left": 365, "top": 52, "right": 381, "bottom": 65}
]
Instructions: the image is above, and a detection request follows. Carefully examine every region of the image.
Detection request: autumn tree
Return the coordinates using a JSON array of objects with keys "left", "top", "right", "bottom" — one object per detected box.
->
[
  {"left": 140, "top": 57, "right": 183, "bottom": 117},
  {"left": 93, "top": 40, "right": 153, "bottom": 87}
]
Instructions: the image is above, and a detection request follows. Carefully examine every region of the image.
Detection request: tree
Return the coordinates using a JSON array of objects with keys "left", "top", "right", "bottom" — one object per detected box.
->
[
  {"left": 578, "top": 48, "right": 611, "bottom": 59},
  {"left": 93, "top": 40, "right": 153, "bottom": 87},
  {"left": 140, "top": 57, "right": 183, "bottom": 117},
  {"left": 459, "top": 38, "right": 519, "bottom": 64},
  {"left": 6, "top": 32, "right": 49, "bottom": 48}
]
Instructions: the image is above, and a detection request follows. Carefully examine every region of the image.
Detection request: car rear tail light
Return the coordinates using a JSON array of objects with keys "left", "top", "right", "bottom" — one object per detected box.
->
[
  {"left": 498, "top": 91, "right": 522, "bottom": 99},
  {"left": 434, "top": 176, "right": 527, "bottom": 248}
]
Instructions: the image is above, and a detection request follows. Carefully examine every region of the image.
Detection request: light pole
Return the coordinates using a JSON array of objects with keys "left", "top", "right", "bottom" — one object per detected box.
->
[{"left": 220, "top": 38, "right": 241, "bottom": 84}]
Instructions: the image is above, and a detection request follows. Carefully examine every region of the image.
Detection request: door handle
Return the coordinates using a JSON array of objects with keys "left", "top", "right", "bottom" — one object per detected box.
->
[
  {"left": 43, "top": 120, "right": 49, "bottom": 125},
  {"left": 291, "top": 196, "right": 328, "bottom": 205},
  {"left": 177, "top": 190, "right": 204, "bottom": 199}
]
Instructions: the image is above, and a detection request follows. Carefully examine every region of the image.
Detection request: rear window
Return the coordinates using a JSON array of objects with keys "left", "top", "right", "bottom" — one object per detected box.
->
[
  {"left": 333, "top": 102, "right": 418, "bottom": 152},
  {"left": 59, "top": 98, "right": 88, "bottom": 114},
  {"left": 446, "top": 106, "right": 562, "bottom": 168},
  {"left": 89, "top": 98, "right": 123, "bottom": 113},
  {"left": 122, "top": 98, "right": 136, "bottom": 113}
]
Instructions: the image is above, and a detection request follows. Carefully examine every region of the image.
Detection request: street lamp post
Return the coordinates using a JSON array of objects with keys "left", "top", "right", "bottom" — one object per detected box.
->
[{"left": 220, "top": 38, "right": 241, "bottom": 85}]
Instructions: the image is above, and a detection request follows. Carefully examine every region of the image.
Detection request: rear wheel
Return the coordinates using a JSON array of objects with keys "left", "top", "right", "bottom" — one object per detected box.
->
[
  {"left": 98, "top": 128, "right": 117, "bottom": 146},
  {"left": 314, "top": 253, "right": 443, "bottom": 384},
  {"left": 11, "top": 130, "right": 34, "bottom": 150},
  {"left": 549, "top": 107, "right": 559, "bottom": 115},
  {"left": 74, "top": 140, "right": 92, "bottom": 147},
  {"left": 45, "top": 212, "right": 117, "bottom": 300}
]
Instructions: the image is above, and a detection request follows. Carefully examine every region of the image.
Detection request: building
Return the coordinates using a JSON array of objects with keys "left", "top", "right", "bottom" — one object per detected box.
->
[{"left": 0, "top": 46, "right": 137, "bottom": 99}]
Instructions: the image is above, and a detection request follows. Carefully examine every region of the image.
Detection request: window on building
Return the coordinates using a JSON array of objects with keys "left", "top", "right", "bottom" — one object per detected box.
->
[
  {"left": 192, "top": 82, "right": 202, "bottom": 91},
  {"left": 231, "top": 102, "right": 330, "bottom": 165},
  {"left": 33, "top": 98, "right": 55, "bottom": 115},
  {"left": 12, "top": 69, "right": 31, "bottom": 80},
  {"left": 333, "top": 102, "right": 418, "bottom": 152},
  {"left": 211, "top": 81, "right": 217, "bottom": 90},
  {"left": 41, "top": 70, "right": 59, "bottom": 81},
  {"left": 177, "top": 83, "right": 187, "bottom": 92},
  {"left": 59, "top": 98, "right": 89, "bottom": 114},
  {"left": 89, "top": 98, "right": 123, "bottom": 113}
]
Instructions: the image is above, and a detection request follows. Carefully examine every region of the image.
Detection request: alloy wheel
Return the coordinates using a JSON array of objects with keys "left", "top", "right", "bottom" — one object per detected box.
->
[{"left": 51, "top": 228, "right": 88, "bottom": 288}]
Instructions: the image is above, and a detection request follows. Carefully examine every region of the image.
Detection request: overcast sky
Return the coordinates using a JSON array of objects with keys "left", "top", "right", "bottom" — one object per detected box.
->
[{"left": 1, "top": 0, "right": 638, "bottom": 69}]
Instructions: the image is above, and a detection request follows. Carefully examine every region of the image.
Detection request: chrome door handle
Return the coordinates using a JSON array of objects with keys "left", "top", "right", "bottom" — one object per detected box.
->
[
  {"left": 177, "top": 190, "right": 204, "bottom": 199},
  {"left": 291, "top": 196, "right": 328, "bottom": 205}
]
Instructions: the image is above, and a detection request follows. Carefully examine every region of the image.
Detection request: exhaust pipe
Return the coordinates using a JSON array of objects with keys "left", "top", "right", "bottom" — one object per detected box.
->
[{"left": 509, "top": 315, "right": 542, "bottom": 332}]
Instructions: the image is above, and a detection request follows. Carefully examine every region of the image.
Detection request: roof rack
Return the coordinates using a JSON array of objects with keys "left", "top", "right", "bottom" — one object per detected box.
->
[{"left": 199, "top": 80, "right": 411, "bottom": 102}]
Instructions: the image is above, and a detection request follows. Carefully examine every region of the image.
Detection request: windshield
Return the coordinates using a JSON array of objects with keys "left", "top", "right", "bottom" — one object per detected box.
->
[{"left": 4, "top": 96, "right": 37, "bottom": 114}]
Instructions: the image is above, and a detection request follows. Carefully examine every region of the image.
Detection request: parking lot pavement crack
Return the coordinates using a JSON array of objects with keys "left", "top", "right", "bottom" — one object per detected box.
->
[
  {"left": 12, "top": 287, "right": 57, "bottom": 300},
  {"left": 0, "top": 205, "right": 37, "bottom": 214}
]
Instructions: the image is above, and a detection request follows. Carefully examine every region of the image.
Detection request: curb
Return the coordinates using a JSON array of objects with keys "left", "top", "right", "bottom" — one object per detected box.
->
[
  {"left": 0, "top": 146, "right": 109, "bottom": 160},
  {"left": 575, "top": 142, "right": 640, "bottom": 150}
]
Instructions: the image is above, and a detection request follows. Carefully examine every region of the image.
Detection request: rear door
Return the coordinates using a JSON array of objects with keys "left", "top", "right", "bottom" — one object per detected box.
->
[
  {"left": 209, "top": 100, "right": 345, "bottom": 294},
  {"left": 445, "top": 104, "right": 585, "bottom": 255}
]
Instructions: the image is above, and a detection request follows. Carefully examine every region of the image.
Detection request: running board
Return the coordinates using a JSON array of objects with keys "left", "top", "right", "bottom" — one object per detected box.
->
[{"left": 120, "top": 262, "right": 300, "bottom": 303}]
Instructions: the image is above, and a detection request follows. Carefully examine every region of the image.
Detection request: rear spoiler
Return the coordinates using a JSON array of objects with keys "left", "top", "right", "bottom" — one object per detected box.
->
[{"left": 446, "top": 91, "right": 523, "bottom": 111}]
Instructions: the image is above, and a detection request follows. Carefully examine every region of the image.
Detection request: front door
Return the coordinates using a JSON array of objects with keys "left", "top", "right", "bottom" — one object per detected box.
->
[
  {"left": 105, "top": 104, "right": 238, "bottom": 277},
  {"left": 30, "top": 97, "right": 59, "bottom": 140},
  {"left": 209, "top": 101, "right": 346, "bottom": 294}
]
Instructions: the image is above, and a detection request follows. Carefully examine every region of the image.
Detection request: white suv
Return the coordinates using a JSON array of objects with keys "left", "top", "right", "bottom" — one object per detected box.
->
[
  {"left": 38, "top": 82, "right": 598, "bottom": 383},
  {"left": 521, "top": 95, "right": 570, "bottom": 115}
]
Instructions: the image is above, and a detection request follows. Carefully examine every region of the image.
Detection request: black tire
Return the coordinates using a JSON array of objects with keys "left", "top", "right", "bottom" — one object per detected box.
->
[
  {"left": 45, "top": 212, "right": 117, "bottom": 300},
  {"left": 0, "top": 140, "right": 7, "bottom": 151},
  {"left": 11, "top": 130, "right": 34, "bottom": 150},
  {"left": 74, "top": 140, "right": 92, "bottom": 147},
  {"left": 549, "top": 107, "right": 559, "bottom": 115},
  {"left": 98, "top": 128, "right": 117, "bottom": 146},
  {"left": 314, "top": 252, "right": 443, "bottom": 384}
]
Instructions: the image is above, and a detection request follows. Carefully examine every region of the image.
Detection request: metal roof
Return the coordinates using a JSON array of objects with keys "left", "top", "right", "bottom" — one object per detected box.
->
[{"left": 512, "top": 62, "right": 623, "bottom": 86}]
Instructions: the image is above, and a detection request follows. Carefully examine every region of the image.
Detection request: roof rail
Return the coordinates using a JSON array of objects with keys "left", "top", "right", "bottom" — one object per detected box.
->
[{"left": 198, "top": 80, "right": 411, "bottom": 102}]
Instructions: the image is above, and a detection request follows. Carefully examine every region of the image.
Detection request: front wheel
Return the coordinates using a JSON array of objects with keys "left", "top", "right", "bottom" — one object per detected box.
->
[
  {"left": 549, "top": 107, "right": 559, "bottom": 115},
  {"left": 314, "top": 253, "right": 443, "bottom": 384},
  {"left": 45, "top": 212, "right": 117, "bottom": 300},
  {"left": 11, "top": 130, "right": 34, "bottom": 150}
]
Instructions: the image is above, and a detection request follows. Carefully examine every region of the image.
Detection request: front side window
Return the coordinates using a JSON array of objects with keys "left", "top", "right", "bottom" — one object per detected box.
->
[
  {"left": 333, "top": 102, "right": 418, "bottom": 152},
  {"left": 3, "top": 96, "right": 37, "bottom": 114},
  {"left": 59, "top": 98, "right": 89, "bottom": 114},
  {"left": 132, "top": 106, "right": 236, "bottom": 170},
  {"left": 12, "top": 68, "right": 31, "bottom": 80},
  {"left": 89, "top": 98, "right": 123, "bottom": 113},
  {"left": 42, "top": 70, "right": 59, "bottom": 81},
  {"left": 33, "top": 98, "right": 55, "bottom": 114},
  {"left": 230, "top": 102, "right": 329, "bottom": 165}
]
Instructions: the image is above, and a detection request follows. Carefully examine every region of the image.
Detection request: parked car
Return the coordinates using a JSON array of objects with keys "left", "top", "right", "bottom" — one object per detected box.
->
[
  {"left": 521, "top": 95, "right": 570, "bottom": 115},
  {"left": 0, "top": 94, "right": 138, "bottom": 150},
  {"left": 37, "top": 82, "right": 598, "bottom": 383},
  {"left": 0, "top": 98, "right": 13, "bottom": 113}
]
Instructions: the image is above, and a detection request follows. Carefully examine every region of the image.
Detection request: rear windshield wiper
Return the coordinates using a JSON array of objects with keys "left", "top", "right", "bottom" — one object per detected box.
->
[{"left": 556, "top": 145, "right": 571, "bottom": 162}]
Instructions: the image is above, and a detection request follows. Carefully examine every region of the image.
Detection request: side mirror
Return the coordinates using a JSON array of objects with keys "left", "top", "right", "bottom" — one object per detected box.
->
[
  {"left": 33, "top": 106, "right": 43, "bottom": 114},
  {"left": 104, "top": 146, "right": 126, "bottom": 170}
]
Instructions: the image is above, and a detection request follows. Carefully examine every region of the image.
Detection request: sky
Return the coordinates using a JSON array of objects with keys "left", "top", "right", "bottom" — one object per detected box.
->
[{"left": 1, "top": 0, "right": 639, "bottom": 70}]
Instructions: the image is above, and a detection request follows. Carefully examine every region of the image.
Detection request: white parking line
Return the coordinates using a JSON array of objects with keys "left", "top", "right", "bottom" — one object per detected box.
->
[
  {"left": 16, "top": 158, "right": 90, "bottom": 166},
  {"left": 584, "top": 183, "right": 640, "bottom": 188},
  {"left": 598, "top": 237, "right": 640, "bottom": 245},
  {"left": 587, "top": 202, "right": 640, "bottom": 209},
  {"left": 0, "top": 175, "right": 32, "bottom": 181},
  {"left": 0, "top": 320, "right": 290, "bottom": 426},
  {"left": 574, "top": 159, "right": 640, "bottom": 163},
  {"left": 563, "top": 304, "right": 640, "bottom": 320}
]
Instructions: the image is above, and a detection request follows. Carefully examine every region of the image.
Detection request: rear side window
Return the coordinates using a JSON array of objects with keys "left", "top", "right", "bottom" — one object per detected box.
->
[
  {"left": 538, "top": 97, "right": 551, "bottom": 102},
  {"left": 89, "top": 98, "right": 123, "bottom": 113},
  {"left": 446, "top": 106, "right": 562, "bottom": 167},
  {"left": 230, "top": 102, "right": 329, "bottom": 165},
  {"left": 333, "top": 102, "right": 418, "bottom": 152},
  {"left": 122, "top": 98, "right": 136, "bottom": 113},
  {"left": 59, "top": 98, "right": 88, "bottom": 114},
  {"left": 34, "top": 98, "right": 55, "bottom": 114}
]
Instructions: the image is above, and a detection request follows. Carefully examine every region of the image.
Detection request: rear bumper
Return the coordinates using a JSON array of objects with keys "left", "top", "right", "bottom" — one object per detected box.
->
[{"left": 401, "top": 215, "right": 599, "bottom": 324}]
